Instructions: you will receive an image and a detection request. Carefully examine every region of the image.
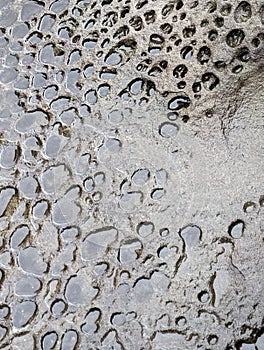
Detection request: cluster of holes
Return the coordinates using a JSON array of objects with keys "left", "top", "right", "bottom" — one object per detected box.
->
[{"left": 0, "top": 0, "right": 263, "bottom": 348}]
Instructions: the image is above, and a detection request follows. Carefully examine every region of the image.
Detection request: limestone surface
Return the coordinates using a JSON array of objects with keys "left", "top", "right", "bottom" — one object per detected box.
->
[{"left": 0, "top": 0, "right": 263, "bottom": 349}]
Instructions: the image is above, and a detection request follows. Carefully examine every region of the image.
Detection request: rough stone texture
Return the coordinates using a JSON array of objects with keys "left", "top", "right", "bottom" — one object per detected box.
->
[{"left": 0, "top": 0, "right": 263, "bottom": 349}]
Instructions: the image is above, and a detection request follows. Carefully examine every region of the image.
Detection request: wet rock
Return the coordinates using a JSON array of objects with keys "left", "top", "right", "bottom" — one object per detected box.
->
[
  {"left": 10, "top": 225, "right": 30, "bottom": 249},
  {"left": 228, "top": 220, "right": 245, "bottom": 239},
  {"left": 12, "top": 301, "right": 37, "bottom": 328},
  {"left": 0, "top": 187, "right": 16, "bottom": 217},
  {"left": 179, "top": 224, "right": 202, "bottom": 248},
  {"left": 12, "top": 333, "right": 35, "bottom": 350},
  {"left": 81, "top": 227, "right": 118, "bottom": 260},
  {"left": 118, "top": 238, "right": 142, "bottom": 264},
  {"left": 18, "top": 247, "right": 47, "bottom": 276},
  {"left": 60, "top": 330, "right": 78, "bottom": 350},
  {"left": 41, "top": 331, "right": 58, "bottom": 350},
  {"left": 65, "top": 269, "right": 98, "bottom": 305},
  {"left": 52, "top": 198, "right": 80, "bottom": 227},
  {"left": 15, "top": 275, "right": 41, "bottom": 297},
  {"left": 81, "top": 308, "right": 101, "bottom": 334}
]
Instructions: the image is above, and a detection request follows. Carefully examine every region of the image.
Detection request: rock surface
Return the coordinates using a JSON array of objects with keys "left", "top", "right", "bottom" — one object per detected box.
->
[{"left": 0, "top": 0, "right": 263, "bottom": 348}]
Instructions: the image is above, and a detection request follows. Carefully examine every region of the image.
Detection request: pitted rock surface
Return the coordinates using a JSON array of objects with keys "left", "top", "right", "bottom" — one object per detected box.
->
[{"left": 0, "top": 0, "right": 263, "bottom": 349}]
